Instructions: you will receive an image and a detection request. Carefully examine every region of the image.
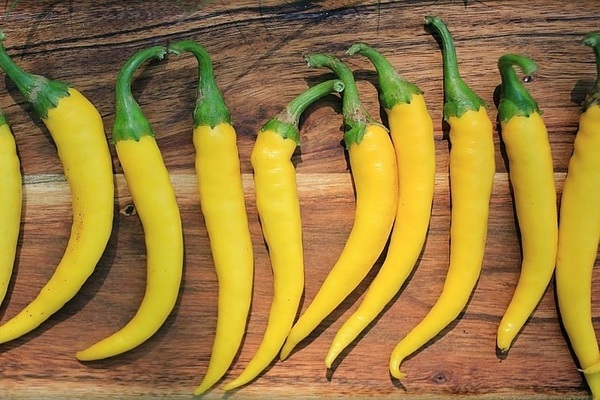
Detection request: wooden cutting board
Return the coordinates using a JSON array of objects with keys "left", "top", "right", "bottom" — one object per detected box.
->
[{"left": 0, "top": 0, "right": 598, "bottom": 398}]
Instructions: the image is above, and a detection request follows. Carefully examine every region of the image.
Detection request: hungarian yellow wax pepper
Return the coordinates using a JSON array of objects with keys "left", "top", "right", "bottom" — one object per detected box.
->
[
  {"left": 0, "top": 31, "right": 114, "bottom": 343},
  {"left": 496, "top": 54, "right": 557, "bottom": 353},
  {"left": 0, "top": 110, "right": 21, "bottom": 307},
  {"left": 280, "top": 54, "right": 398, "bottom": 361},
  {"left": 168, "top": 40, "right": 254, "bottom": 395},
  {"left": 326, "top": 43, "right": 435, "bottom": 368},
  {"left": 556, "top": 32, "right": 600, "bottom": 400},
  {"left": 224, "top": 79, "right": 344, "bottom": 391},
  {"left": 389, "top": 16, "right": 495, "bottom": 380},
  {"left": 76, "top": 46, "right": 183, "bottom": 361}
]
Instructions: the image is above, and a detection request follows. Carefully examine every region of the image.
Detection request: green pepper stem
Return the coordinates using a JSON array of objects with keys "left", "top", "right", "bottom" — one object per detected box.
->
[
  {"left": 304, "top": 53, "right": 374, "bottom": 148},
  {"left": 167, "top": 40, "right": 231, "bottom": 128},
  {"left": 497, "top": 54, "right": 540, "bottom": 122},
  {"left": 424, "top": 16, "right": 486, "bottom": 119},
  {"left": 0, "top": 31, "right": 70, "bottom": 119},
  {"left": 112, "top": 46, "right": 167, "bottom": 143},
  {"left": 347, "top": 42, "right": 422, "bottom": 109},
  {"left": 261, "top": 79, "right": 344, "bottom": 145},
  {"left": 0, "top": 108, "right": 7, "bottom": 127},
  {"left": 582, "top": 32, "right": 600, "bottom": 111}
]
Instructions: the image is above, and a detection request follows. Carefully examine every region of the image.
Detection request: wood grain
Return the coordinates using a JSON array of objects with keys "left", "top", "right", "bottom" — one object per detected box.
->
[{"left": 0, "top": 0, "right": 599, "bottom": 398}]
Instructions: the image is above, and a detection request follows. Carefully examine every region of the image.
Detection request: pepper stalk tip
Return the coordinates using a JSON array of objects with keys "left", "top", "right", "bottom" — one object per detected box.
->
[
  {"left": 583, "top": 32, "right": 600, "bottom": 48},
  {"left": 166, "top": 40, "right": 197, "bottom": 56},
  {"left": 0, "top": 30, "right": 71, "bottom": 119},
  {"left": 423, "top": 15, "right": 437, "bottom": 25},
  {"left": 346, "top": 42, "right": 367, "bottom": 56},
  {"left": 581, "top": 32, "right": 600, "bottom": 111},
  {"left": 155, "top": 47, "right": 167, "bottom": 60},
  {"left": 166, "top": 46, "right": 181, "bottom": 56},
  {"left": 303, "top": 53, "right": 320, "bottom": 69},
  {"left": 0, "top": 108, "right": 7, "bottom": 126}
]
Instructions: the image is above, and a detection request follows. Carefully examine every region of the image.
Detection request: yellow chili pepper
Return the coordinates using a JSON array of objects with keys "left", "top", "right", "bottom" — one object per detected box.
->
[
  {"left": 389, "top": 16, "right": 495, "bottom": 380},
  {"left": 222, "top": 80, "right": 344, "bottom": 391},
  {"left": 325, "top": 43, "right": 435, "bottom": 369},
  {"left": 76, "top": 46, "right": 183, "bottom": 361},
  {"left": 0, "top": 111, "right": 21, "bottom": 307},
  {"left": 280, "top": 54, "right": 398, "bottom": 361},
  {"left": 0, "top": 32, "right": 114, "bottom": 343},
  {"left": 495, "top": 54, "right": 557, "bottom": 353},
  {"left": 167, "top": 40, "right": 254, "bottom": 395},
  {"left": 555, "top": 32, "right": 600, "bottom": 400}
]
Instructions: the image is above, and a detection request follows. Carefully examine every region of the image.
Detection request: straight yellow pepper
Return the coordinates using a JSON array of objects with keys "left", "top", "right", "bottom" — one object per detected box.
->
[
  {"left": 0, "top": 110, "right": 21, "bottom": 307},
  {"left": 495, "top": 54, "right": 558, "bottom": 353}
]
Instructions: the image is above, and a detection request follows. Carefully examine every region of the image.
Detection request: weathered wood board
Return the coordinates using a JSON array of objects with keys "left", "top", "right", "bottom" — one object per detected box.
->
[{"left": 0, "top": 0, "right": 599, "bottom": 398}]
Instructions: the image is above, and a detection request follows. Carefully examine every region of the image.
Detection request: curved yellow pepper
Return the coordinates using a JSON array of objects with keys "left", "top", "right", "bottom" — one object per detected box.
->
[
  {"left": 0, "top": 33, "right": 114, "bottom": 344},
  {"left": 76, "top": 46, "right": 183, "bottom": 361},
  {"left": 495, "top": 54, "right": 558, "bottom": 352},
  {"left": 280, "top": 54, "right": 398, "bottom": 361},
  {"left": 326, "top": 43, "right": 435, "bottom": 368},
  {"left": 167, "top": 40, "right": 254, "bottom": 395},
  {"left": 0, "top": 112, "right": 21, "bottom": 307},
  {"left": 390, "top": 107, "right": 494, "bottom": 379},
  {"left": 390, "top": 16, "right": 495, "bottom": 380},
  {"left": 224, "top": 80, "right": 343, "bottom": 391},
  {"left": 556, "top": 32, "right": 600, "bottom": 400}
]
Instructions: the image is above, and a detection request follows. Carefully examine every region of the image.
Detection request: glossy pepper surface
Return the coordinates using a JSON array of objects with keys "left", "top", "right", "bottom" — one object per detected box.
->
[
  {"left": 280, "top": 53, "right": 398, "bottom": 361},
  {"left": 556, "top": 32, "right": 600, "bottom": 400},
  {"left": 168, "top": 40, "right": 254, "bottom": 395},
  {"left": 389, "top": 16, "right": 495, "bottom": 379},
  {"left": 76, "top": 46, "right": 183, "bottom": 361},
  {"left": 325, "top": 43, "right": 435, "bottom": 368},
  {"left": 224, "top": 79, "right": 344, "bottom": 391},
  {"left": 495, "top": 54, "right": 558, "bottom": 352},
  {"left": 0, "top": 32, "right": 114, "bottom": 344},
  {"left": 0, "top": 110, "right": 21, "bottom": 307}
]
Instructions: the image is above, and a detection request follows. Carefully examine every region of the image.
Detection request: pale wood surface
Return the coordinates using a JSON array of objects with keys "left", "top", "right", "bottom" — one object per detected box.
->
[{"left": 0, "top": 0, "right": 599, "bottom": 398}]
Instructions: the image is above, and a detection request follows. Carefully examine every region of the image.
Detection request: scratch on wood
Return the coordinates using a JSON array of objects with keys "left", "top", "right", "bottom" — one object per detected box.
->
[
  {"left": 219, "top": 0, "right": 253, "bottom": 46},
  {"left": 3, "top": 0, "right": 19, "bottom": 20}
]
